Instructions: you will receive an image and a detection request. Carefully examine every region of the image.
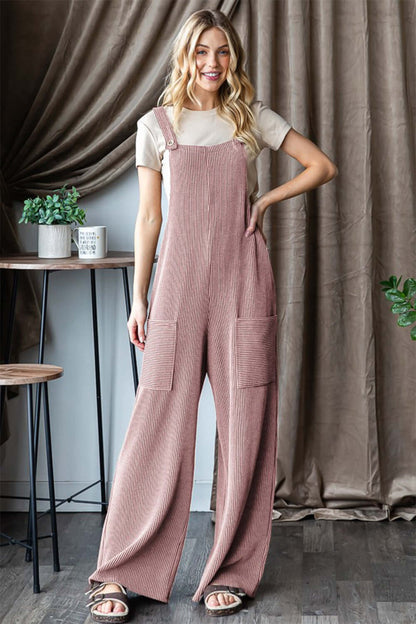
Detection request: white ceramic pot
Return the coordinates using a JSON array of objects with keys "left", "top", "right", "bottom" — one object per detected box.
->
[{"left": 38, "top": 224, "right": 72, "bottom": 258}]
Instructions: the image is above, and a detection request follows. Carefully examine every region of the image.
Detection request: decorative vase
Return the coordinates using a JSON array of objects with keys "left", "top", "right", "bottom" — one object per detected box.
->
[{"left": 38, "top": 224, "right": 72, "bottom": 258}]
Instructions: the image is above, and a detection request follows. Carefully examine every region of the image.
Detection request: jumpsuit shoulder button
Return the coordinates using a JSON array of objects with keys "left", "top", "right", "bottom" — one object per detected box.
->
[{"left": 167, "top": 139, "right": 174, "bottom": 146}]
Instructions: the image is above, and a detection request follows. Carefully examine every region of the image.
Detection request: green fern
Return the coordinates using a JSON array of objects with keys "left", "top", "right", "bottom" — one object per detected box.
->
[{"left": 380, "top": 275, "right": 416, "bottom": 341}]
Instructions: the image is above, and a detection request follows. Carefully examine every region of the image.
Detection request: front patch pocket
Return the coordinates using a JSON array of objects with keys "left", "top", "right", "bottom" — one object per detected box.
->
[
  {"left": 140, "top": 319, "right": 177, "bottom": 390},
  {"left": 235, "top": 315, "right": 277, "bottom": 388}
]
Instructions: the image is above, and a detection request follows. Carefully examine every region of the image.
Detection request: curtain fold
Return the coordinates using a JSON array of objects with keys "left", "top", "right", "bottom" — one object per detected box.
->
[{"left": 1, "top": 0, "right": 415, "bottom": 521}]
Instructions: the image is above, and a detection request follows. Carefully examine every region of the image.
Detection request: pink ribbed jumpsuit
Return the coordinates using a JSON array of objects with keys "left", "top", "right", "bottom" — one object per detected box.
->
[{"left": 87, "top": 105, "right": 278, "bottom": 604}]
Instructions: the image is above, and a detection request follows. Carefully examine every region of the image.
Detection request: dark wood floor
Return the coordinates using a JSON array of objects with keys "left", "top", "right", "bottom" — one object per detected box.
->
[{"left": 0, "top": 511, "right": 415, "bottom": 623}]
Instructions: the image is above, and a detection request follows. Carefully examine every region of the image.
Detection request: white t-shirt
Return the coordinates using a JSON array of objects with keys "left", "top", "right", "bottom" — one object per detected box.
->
[{"left": 135, "top": 101, "right": 291, "bottom": 205}]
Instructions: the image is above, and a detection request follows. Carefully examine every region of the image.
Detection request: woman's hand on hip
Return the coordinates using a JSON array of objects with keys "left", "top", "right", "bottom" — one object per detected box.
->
[
  {"left": 127, "top": 300, "right": 148, "bottom": 352},
  {"left": 245, "top": 197, "right": 268, "bottom": 244}
]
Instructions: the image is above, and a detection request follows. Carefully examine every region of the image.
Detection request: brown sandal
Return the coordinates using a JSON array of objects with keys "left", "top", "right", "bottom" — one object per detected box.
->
[
  {"left": 85, "top": 581, "right": 130, "bottom": 622},
  {"left": 203, "top": 584, "right": 246, "bottom": 617}
]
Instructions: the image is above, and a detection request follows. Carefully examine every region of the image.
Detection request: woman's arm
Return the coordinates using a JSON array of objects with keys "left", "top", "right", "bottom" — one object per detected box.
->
[
  {"left": 247, "top": 128, "right": 338, "bottom": 238},
  {"left": 127, "top": 166, "right": 162, "bottom": 351}
]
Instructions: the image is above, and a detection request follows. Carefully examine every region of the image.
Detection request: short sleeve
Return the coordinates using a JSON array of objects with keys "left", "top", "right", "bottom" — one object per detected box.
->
[
  {"left": 253, "top": 100, "right": 292, "bottom": 151},
  {"left": 135, "top": 118, "right": 161, "bottom": 171}
]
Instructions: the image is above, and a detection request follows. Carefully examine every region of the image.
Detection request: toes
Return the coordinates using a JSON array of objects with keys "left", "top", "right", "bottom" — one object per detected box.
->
[
  {"left": 207, "top": 594, "right": 219, "bottom": 606},
  {"left": 96, "top": 600, "right": 112, "bottom": 613},
  {"left": 96, "top": 599, "right": 126, "bottom": 614},
  {"left": 207, "top": 592, "right": 237, "bottom": 607}
]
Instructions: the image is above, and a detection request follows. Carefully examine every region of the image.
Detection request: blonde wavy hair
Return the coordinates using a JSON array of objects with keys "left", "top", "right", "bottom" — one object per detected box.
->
[{"left": 157, "top": 9, "right": 261, "bottom": 158}]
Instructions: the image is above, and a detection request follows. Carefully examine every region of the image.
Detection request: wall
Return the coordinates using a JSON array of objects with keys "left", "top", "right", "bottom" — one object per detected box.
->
[{"left": 0, "top": 165, "right": 217, "bottom": 512}]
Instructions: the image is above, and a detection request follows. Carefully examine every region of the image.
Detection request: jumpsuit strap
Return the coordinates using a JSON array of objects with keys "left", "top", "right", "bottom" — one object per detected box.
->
[{"left": 153, "top": 106, "right": 178, "bottom": 150}]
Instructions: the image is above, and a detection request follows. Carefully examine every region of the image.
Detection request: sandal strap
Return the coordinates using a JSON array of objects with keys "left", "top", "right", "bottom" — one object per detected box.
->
[
  {"left": 85, "top": 580, "right": 127, "bottom": 597},
  {"left": 85, "top": 580, "right": 103, "bottom": 595},
  {"left": 204, "top": 584, "right": 247, "bottom": 600}
]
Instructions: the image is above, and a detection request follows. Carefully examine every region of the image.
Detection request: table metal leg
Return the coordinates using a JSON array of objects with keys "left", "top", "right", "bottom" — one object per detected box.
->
[
  {"left": 90, "top": 269, "right": 107, "bottom": 514},
  {"left": 42, "top": 381, "right": 60, "bottom": 572},
  {"left": 33, "top": 269, "right": 49, "bottom": 472},
  {"left": 121, "top": 267, "right": 138, "bottom": 392},
  {"left": 25, "top": 269, "right": 48, "bottom": 562},
  {"left": 26, "top": 384, "right": 40, "bottom": 593},
  {"left": 34, "top": 269, "right": 49, "bottom": 470}
]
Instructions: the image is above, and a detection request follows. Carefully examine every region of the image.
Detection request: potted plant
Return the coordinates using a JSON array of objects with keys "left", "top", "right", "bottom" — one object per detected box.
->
[
  {"left": 19, "top": 185, "right": 86, "bottom": 258},
  {"left": 380, "top": 275, "right": 416, "bottom": 341}
]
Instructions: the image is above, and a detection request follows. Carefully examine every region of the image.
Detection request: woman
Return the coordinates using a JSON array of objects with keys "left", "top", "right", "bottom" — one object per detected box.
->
[{"left": 85, "top": 9, "right": 337, "bottom": 622}]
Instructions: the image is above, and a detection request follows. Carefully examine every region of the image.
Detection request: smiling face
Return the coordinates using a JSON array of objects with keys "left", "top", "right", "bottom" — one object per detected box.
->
[{"left": 193, "top": 26, "right": 230, "bottom": 102}]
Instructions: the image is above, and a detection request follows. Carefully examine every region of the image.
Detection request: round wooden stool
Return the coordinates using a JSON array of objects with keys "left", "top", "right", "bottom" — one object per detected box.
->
[{"left": 0, "top": 364, "right": 63, "bottom": 593}]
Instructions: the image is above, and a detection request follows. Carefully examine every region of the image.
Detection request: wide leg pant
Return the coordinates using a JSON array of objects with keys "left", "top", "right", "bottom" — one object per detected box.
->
[{"left": 87, "top": 233, "right": 279, "bottom": 604}]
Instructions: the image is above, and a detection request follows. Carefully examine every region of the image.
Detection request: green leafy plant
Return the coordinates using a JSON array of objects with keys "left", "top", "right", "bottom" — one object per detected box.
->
[
  {"left": 380, "top": 275, "right": 416, "bottom": 341},
  {"left": 19, "top": 185, "right": 86, "bottom": 225}
]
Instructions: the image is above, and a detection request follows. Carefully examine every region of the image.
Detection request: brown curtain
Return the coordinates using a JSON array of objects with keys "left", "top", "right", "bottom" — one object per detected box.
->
[
  {"left": 1, "top": 0, "right": 415, "bottom": 521},
  {"left": 0, "top": 0, "right": 202, "bottom": 441}
]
